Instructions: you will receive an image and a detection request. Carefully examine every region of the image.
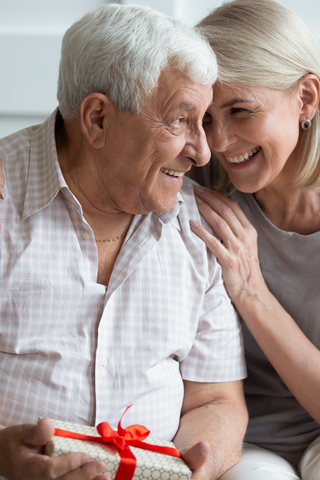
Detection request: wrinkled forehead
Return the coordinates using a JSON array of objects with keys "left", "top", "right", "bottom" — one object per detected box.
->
[{"left": 148, "top": 69, "right": 213, "bottom": 114}]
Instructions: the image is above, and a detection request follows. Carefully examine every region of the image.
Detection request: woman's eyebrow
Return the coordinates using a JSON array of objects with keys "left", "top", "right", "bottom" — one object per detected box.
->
[{"left": 220, "top": 98, "right": 251, "bottom": 108}]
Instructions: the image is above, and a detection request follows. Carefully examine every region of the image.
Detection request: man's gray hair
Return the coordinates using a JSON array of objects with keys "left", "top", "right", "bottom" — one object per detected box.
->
[{"left": 57, "top": 3, "right": 217, "bottom": 120}]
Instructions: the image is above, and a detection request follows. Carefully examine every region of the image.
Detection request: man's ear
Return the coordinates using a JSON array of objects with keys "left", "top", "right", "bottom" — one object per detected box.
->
[
  {"left": 79, "top": 93, "right": 113, "bottom": 149},
  {"left": 298, "top": 74, "right": 320, "bottom": 123}
]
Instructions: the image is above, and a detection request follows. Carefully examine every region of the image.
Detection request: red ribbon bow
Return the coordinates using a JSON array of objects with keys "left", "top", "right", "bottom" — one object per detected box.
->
[{"left": 53, "top": 405, "right": 182, "bottom": 480}]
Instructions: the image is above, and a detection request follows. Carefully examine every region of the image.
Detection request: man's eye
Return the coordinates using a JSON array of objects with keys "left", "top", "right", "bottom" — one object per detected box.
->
[{"left": 168, "top": 117, "right": 186, "bottom": 134}]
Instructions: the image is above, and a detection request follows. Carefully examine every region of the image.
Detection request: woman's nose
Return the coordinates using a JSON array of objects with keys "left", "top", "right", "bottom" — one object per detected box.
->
[{"left": 206, "top": 121, "right": 237, "bottom": 154}]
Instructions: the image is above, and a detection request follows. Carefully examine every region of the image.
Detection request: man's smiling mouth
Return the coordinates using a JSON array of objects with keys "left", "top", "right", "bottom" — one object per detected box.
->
[
  {"left": 225, "top": 146, "right": 261, "bottom": 164},
  {"left": 160, "top": 168, "right": 184, "bottom": 177}
]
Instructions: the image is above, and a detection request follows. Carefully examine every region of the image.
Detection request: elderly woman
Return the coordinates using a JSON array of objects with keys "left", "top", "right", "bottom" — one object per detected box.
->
[{"left": 189, "top": 0, "right": 320, "bottom": 479}]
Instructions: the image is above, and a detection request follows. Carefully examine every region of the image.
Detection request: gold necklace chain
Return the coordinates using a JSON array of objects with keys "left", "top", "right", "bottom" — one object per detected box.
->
[{"left": 95, "top": 232, "right": 126, "bottom": 243}]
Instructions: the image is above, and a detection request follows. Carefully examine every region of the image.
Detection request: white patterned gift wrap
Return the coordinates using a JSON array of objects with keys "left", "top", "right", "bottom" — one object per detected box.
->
[{"left": 44, "top": 419, "right": 192, "bottom": 480}]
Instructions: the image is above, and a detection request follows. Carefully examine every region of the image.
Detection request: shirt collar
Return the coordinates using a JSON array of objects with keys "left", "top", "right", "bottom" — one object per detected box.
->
[
  {"left": 22, "top": 108, "right": 68, "bottom": 220},
  {"left": 155, "top": 191, "right": 184, "bottom": 231}
]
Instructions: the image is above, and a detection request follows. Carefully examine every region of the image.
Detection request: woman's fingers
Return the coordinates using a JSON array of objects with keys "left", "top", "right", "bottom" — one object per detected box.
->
[
  {"left": 189, "top": 219, "right": 225, "bottom": 257},
  {"left": 193, "top": 186, "right": 257, "bottom": 250},
  {"left": 193, "top": 186, "right": 251, "bottom": 231},
  {"left": 194, "top": 195, "right": 235, "bottom": 248},
  {"left": 190, "top": 217, "right": 258, "bottom": 302},
  {"left": 189, "top": 218, "right": 247, "bottom": 301},
  {"left": 190, "top": 186, "right": 261, "bottom": 303}
]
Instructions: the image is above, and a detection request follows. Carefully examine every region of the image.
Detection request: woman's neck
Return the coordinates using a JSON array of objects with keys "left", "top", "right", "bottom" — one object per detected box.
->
[{"left": 254, "top": 184, "right": 320, "bottom": 235}]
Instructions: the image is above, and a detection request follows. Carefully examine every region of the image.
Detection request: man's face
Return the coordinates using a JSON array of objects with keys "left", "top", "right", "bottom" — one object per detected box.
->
[{"left": 95, "top": 70, "right": 213, "bottom": 214}]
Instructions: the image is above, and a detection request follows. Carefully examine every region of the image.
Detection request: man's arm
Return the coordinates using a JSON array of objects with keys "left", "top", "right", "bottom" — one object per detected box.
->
[{"left": 174, "top": 380, "right": 248, "bottom": 480}]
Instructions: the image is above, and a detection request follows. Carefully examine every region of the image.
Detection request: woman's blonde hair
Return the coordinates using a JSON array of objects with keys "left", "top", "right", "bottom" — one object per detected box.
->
[{"left": 198, "top": 0, "right": 320, "bottom": 190}]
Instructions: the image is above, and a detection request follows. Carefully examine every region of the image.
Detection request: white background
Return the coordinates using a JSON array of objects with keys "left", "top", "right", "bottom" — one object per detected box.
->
[{"left": 1, "top": 0, "right": 319, "bottom": 137}]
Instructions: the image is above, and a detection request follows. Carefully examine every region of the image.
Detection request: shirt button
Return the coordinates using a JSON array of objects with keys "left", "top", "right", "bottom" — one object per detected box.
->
[
  {"left": 101, "top": 358, "right": 108, "bottom": 367},
  {"left": 140, "top": 236, "right": 149, "bottom": 245},
  {"left": 82, "top": 232, "right": 91, "bottom": 240},
  {"left": 71, "top": 197, "right": 77, "bottom": 205}
]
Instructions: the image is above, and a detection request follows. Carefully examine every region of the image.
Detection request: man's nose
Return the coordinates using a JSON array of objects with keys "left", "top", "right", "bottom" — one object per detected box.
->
[{"left": 183, "top": 126, "right": 211, "bottom": 167}]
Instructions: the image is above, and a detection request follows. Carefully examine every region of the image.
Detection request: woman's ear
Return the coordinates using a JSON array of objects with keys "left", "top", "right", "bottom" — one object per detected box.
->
[
  {"left": 298, "top": 74, "right": 320, "bottom": 123},
  {"left": 79, "top": 93, "right": 113, "bottom": 149}
]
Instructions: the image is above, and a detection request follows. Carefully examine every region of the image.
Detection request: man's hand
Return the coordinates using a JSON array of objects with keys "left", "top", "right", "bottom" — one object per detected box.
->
[
  {"left": 181, "top": 441, "right": 211, "bottom": 479},
  {"left": 0, "top": 418, "right": 110, "bottom": 480}
]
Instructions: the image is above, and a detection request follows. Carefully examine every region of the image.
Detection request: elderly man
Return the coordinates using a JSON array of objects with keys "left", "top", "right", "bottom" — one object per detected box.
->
[{"left": 0, "top": 4, "right": 248, "bottom": 480}]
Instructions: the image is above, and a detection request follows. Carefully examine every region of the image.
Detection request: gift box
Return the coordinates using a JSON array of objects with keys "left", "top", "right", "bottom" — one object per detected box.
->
[{"left": 44, "top": 408, "right": 191, "bottom": 480}]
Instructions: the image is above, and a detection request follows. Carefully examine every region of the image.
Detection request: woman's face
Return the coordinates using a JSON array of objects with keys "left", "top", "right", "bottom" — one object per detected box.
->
[{"left": 204, "top": 83, "right": 303, "bottom": 193}]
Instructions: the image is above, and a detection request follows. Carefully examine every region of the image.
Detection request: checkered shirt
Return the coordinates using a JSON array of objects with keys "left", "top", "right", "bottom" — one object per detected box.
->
[{"left": 0, "top": 110, "right": 246, "bottom": 442}]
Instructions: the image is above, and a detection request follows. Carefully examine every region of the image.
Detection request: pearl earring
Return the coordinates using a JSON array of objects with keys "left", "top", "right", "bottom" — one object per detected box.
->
[{"left": 301, "top": 119, "right": 312, "bottom": 130}]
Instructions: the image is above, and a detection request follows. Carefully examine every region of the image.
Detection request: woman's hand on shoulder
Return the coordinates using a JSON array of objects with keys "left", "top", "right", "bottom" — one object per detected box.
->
[{"left": 190, "top": 186, "right": 266, "bottom": 308}]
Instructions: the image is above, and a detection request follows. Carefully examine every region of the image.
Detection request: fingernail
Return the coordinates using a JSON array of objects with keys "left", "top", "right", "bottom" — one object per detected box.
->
[
  {"left": 0, "top": 187, "right": 4, "bottom": 199},
  {"left": 96, "top": 461, "right": 106, "bottom": 473},
  {"left": 190, "top": 220, "right": 200, "bottom": 228},
  {"left": 80, "top": 453, "right": 90, "bottom": 464},
  {"left": 195, "top": 195, "right": 202, "bottom": 204},
  {"left": 193, "top": 185, "right": 205, "bottom": 193}
]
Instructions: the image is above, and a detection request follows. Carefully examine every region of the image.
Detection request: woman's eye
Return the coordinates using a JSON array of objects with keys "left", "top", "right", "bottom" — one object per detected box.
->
[
  {"left": 230, "top": 107, "right": 247, "bottom": 114},
  {"left": 173, "top": 118, "right": 183, "bottom": 124}
]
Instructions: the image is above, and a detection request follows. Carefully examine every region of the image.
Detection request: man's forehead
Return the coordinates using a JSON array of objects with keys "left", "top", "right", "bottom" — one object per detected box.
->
[
  {"left": 178, "top": 97, "right": 213, "bottom": 112},
  {"left": 155, "top": 69, "right": 212, "bottom": 103}
]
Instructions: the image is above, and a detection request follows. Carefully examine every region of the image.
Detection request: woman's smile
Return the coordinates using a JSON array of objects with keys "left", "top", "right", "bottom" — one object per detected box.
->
[
  {"left": 205, "top": 83, "right": 302, "bottom": 193},
  {"left": 225, "top": 146, "right": 261, "bottom": 165}
]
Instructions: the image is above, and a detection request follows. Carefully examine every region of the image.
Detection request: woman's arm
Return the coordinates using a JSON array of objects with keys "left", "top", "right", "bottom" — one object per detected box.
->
[{"left": 190, "top": 186, "right": 320, "bottom": 426}]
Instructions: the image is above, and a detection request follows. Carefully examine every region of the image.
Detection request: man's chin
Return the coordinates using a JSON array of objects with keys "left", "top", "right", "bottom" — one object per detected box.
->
[
  {"left": 153, "top": 199, "right": 177, "bottom": 214},
  {"left": 131, "top": 188, "right": 179, "bottom": 215},
  {"left": 138, "top": 198, "right": 177, "bottom": 215}
]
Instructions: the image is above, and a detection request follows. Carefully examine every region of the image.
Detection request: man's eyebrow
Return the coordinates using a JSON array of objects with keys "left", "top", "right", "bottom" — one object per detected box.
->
[
  {"left": 179, "top": 102, "right": 194, "bottom": 111},
  {"left": 220, "top": 98, "right": 251, "bottom": 109},
  {"left": 179, "top": 100, "right": 213, "bottom": 111}
]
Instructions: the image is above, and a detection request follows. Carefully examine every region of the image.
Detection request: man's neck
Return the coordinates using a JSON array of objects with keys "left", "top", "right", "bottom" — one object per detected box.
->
[{"left": 55, "top": 118, "right": 134, "bottom": 240}]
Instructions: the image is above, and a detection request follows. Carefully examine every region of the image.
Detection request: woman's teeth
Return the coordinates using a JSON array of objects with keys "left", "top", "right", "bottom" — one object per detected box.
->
[
  {"left": 225, "top": 147, "right": 261, "bottom": 164},
  {"left": 161, "top": 168, "right": 184, "bottom": 177}
]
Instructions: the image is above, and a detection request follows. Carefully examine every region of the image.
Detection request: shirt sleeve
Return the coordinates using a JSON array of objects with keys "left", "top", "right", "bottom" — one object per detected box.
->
[{"left": 179, "top": 237, "right": 247, "bottom": 383}]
